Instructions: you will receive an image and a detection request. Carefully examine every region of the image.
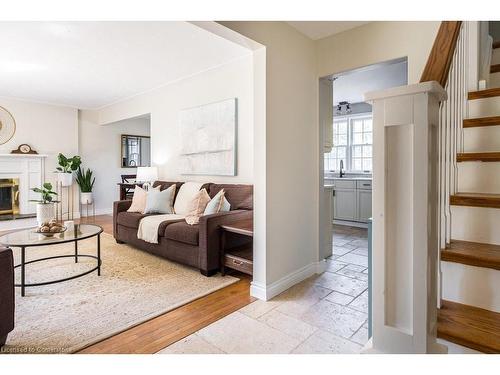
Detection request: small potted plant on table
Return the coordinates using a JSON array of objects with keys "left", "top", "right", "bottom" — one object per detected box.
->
[
  {"left": 30, "top": 182, "right": 59, "bottom": 225},
  {"left": 76, "top": 167, "right": 95, "bottom": 204},
  {"left": 55, "top": 153, "right": 81, "bottom": 187}
]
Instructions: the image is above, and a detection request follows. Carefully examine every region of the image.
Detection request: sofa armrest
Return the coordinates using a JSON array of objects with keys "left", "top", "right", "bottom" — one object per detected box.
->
[
  {"left": 0, "top": 247, "right": 14, "bottom": 345},
  {"left": 198, "top": 210, "right": 253, "bottom": 274},
  {"left": 113, "top": 200, "right": 132, "bottom": 238}
]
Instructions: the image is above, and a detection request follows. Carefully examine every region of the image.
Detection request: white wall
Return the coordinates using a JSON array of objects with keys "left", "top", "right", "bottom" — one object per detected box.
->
[
  {"left": 96, "top": 56, "right": 254, "bottom": 185},
  {"left": 221, "top": 22, "right": 320, "bottom": 297},
  {"left": 0, "top": 97, "right": 78, "bottom": 188},
  {"left": 316, "top": 22, "right": 440, "bottom": 84},
  {"left": 78, "top": 111, "right": 150, "bottom": 214}
]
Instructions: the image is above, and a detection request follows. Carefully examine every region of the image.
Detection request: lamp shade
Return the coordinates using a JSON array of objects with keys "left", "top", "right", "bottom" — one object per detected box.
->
[{"left": 136, "top": 166, "right": 158, "bottom": 183}]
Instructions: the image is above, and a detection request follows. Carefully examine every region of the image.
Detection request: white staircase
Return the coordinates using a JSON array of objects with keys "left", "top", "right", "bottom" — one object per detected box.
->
[{"left": 438, "top": 24, "right": 500, "bottom": 353}]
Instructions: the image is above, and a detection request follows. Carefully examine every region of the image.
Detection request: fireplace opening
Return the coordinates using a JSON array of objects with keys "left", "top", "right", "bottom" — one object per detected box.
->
[{"left": 0, "top": 178, "right": 20, "bottom": 216}]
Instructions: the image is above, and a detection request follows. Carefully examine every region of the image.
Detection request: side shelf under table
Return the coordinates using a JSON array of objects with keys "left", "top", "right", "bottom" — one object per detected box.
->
[{"left": 220, "top": 219, "right": 253, "bottom": 276}]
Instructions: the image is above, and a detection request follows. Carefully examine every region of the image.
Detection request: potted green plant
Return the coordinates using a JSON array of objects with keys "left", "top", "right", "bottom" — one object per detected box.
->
[
  {"left": 30, "top": 182, "right": 59, "bottom": 225},
  {"left": 75, "top": 167, "right": 95, "bottom": 204},
  {"left": 55, "top": 153, "right": 81, "bottom": 187}
]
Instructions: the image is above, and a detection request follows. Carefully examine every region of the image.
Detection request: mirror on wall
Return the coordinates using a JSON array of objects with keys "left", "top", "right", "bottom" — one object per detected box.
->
[{"left": 121, "top": 134, "right": 151, "bottom": 168}]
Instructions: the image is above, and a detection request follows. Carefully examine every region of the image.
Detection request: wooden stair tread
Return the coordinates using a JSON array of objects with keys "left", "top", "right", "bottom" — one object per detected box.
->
[
  {"left": 438, "top": 300, "right": 500, "bottom": 353},
  {"left": 450, "top": 193, "right": 500, "bottom": 208},
  {"left": 491, "top": 64, "right": 500, "bottom": 74},
  {"left": 442, "top": 240, "right": 500, "bottom": 270},
  {"left": 468, "top": 87, "right": 500, "bottom": 100},
  {"left": 457, "top": 152, "right": 500, "bottom": 162},
  {"left": 463, "top": 116, "right": 500, "bottom": 128},
  {"left": 493, "top": 40, "right": 500, "bottom": 49}
]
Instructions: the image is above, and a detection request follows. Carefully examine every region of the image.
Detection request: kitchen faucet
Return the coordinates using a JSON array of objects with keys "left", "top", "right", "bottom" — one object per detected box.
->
[{"left": 339, "top": 159, "right": 345, "bottom": 178}]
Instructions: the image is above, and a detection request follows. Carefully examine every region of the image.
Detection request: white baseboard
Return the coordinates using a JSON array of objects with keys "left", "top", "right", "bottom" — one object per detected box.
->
[{"left": 250, "top": 260, "right": 327, "bottom": 301}]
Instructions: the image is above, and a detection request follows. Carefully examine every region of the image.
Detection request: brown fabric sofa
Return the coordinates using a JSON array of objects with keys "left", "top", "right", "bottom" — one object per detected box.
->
[
  {"left": 0, "top": 246, "right": 14, "bottom": 347},
  {"left": 113, "top": 182, "right": 253, "bottom": 276}
]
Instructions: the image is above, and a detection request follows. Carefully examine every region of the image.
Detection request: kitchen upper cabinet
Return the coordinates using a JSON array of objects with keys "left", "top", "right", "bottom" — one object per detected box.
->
[
  {"left": 334, "top": 189, "right": 357, "bottom": 221},
  {"left": 357, "top": 189, "right": 372, "bottom": 222}
]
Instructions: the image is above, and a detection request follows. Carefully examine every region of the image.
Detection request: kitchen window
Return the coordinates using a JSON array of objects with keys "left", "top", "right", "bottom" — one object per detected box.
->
[{"left": 324, "top": 113, "right": 373, "bottom": 173}]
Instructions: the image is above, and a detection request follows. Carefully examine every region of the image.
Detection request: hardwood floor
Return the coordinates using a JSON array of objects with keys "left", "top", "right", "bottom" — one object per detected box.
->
[{"left": 2, "top": 214, "right": 253, "bottom": 354}]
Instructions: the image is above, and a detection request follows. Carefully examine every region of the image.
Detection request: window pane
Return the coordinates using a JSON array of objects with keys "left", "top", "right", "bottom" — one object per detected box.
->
[
  {"left": 363, "top": 145, "right": 372, "bottom": 157},
  {"left": 333, "top": 134, "right": 339, "bottom": 145},
  {"left": 338, "top": 134, "right": 347, "bottom": 146},
  {"left": 363, "top": 119, "right": 373, "bottom": 132},
  {"left": 352, "top": 158, "right": 362, "bottom": 171},
  {"left": 353, "top": 133, "right": 363, "bottom": 144},
  {"left": 353, "top": 120, "right": 363, "bottom": 133},
  {"left": 338, "top": 121, "right": 347, "bottom": 134},
  {"left": 363, "top": 158, "right": 372, "bottom": 171},
  {"left": 337, "top": 146, "right": 346, "bottom": 158},
  {"left": 363, "top": 132, "right": 372, "bottom": 144},
  {"left": 353, "top": 146, "right": 362, "bottom": 157}
]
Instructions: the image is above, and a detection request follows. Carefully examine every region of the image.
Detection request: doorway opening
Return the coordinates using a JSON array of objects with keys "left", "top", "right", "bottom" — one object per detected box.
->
[{"left": 319, "top": 57, "right": 408, "bottom": 347}]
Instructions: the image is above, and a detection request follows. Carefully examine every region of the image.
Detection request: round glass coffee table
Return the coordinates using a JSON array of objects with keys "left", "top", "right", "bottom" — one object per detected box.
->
[{"left": 0, "top": 224, "right": 103, "bottom": 296}]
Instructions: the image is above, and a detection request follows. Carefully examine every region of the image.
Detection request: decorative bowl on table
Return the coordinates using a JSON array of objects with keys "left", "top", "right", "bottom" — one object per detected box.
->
[{"left": 35, "top": 221, "right": 67, "bottom": 237}]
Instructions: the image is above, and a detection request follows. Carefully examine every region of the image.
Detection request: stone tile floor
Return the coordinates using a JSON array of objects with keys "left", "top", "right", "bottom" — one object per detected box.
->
[{"left": 158, "top": 225, "right": 370, "bottom": 354}]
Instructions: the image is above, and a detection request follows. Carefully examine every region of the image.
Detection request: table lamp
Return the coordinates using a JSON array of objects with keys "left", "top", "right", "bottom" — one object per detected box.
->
[{"left": 136, "top": 166, "right": 158, "bottom": 191}]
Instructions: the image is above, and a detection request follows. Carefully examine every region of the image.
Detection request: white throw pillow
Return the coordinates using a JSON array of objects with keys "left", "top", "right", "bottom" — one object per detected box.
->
[
  {"left": 204, "top": 189, "right": 231, "bottom": 215},
  {"left": 127, "top": 186, "right": 159, "bottom": 213},
  {"left": 143, "top": 184, "right": 176, "bottom": 214},
  {"left": 174, "top": 181, "right": 204, "bottom": 215}
]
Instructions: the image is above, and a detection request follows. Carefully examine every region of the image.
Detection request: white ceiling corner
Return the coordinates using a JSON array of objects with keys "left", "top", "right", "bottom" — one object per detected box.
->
[{"left": 286, "top": 21, "right": 370, "bottom": 40}]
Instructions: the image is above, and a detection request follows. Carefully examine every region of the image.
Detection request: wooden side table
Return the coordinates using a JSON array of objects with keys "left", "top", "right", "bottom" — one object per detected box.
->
[{"left": 220, "top": 219, "right": 253, "bottom": 276}]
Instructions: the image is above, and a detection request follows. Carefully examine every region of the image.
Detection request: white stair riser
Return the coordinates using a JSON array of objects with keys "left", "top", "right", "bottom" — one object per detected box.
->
[
  {"left": 451, "top": 206, "right": 500, "bottom": 245},
  {"left": 490, "top": 71, "right": 500, "bottom": 88},
  {"left": 468, "top": 96, "right": 500, "bottom": 118},
  {"left": 492, "top": 48, "right": 500, "bottom": 65},
  {"left": 458, "top": 162, "right": 500, "bottom": 193},
  {"left": 463, "top": 125, "right": 500, "bottom": 152},
  {"left": 442, "top": 261, "right": 500, "bottom": 312}
]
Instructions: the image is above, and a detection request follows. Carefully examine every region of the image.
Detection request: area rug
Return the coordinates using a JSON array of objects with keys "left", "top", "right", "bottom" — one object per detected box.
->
[{"left": 1, "top": 233, "right": 238, "bottom": 354}]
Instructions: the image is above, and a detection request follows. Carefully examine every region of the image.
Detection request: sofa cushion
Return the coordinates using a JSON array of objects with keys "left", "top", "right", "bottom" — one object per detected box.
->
[
  {"left": 116, "top": 211, "right": 148, "bottom": 229},
  {"left": 153, "top": 181, "right": 184, "bottom": 200},
  {"left": 174, "top": 182, "right": 205, "bottom": 215},
  {"left": 209, "top": 184, "right": 253, "bottom": 210},
  {"left": 164, "top": 221, "right": 200, "bottom": 245}
]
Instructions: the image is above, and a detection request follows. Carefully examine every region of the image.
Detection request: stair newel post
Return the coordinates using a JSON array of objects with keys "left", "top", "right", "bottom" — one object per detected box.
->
[{"left": 363, "top": 82, "right": 448, "bottom": 353}]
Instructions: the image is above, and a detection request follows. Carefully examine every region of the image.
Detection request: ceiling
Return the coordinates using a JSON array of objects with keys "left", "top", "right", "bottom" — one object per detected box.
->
[
  {"left": 0, "top": 22, "right": 251, "bottom": 109},
  {"left": 333, "top": 60, "right": 408, "bottom": 104},
  {"left": 287, "top": 21, "right": 370, "bottom": 40}
]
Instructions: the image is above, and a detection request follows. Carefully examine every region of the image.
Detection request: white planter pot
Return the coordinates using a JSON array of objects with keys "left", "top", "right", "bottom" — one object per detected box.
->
[
  {"left": 57, "top": 172, "right": 73, "bottom": 187},
  {"left": 36, "top": 203, "right": 55, "bottom": 225},
  {"left": 80, "top": 192, "right": 93, "bottom": 205}
]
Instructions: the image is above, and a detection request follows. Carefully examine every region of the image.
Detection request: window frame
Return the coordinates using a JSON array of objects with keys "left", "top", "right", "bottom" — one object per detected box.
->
[{"left": 324, "top": 112, "right": 373, "bottom": 174}]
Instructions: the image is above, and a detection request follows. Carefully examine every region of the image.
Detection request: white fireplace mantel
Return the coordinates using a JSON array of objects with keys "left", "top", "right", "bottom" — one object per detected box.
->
[{"left": 0, "top": 153, "right": 47, "bottom": 215}]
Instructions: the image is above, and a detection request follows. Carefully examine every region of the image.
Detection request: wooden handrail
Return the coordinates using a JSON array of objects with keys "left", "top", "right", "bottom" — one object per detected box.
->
[{"left": 420, "top": 21, "right": 462, "bottom": 87}]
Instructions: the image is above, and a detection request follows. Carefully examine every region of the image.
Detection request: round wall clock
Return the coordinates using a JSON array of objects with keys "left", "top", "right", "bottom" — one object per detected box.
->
[{"left": 0, "top": 106, "right": 16, "bottom": 145}]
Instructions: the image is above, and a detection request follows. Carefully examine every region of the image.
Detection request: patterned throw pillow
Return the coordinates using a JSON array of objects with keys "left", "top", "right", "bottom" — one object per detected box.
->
[
  {"left": 143, "top": 184, "right": 176, "bottom": 214},
  {"left": 185, "top": 189, "right": 211, "bottom": 225}
]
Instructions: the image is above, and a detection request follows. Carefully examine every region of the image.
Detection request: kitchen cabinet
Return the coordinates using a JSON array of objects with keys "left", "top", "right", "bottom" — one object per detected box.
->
[
  {"left": 357, "top": 189, "right": 373, "bottom": 222},
  {"left": 330, "top": 178, "right": 372, "bottom": 224},
  {"left": 334, "top": 189, "right": 357, "bottom": 221}
]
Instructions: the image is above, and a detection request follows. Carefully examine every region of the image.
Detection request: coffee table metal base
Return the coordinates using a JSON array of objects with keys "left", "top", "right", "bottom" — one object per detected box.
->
[{"left": 14, "top": 233, "right": 101, "bottom": 297}]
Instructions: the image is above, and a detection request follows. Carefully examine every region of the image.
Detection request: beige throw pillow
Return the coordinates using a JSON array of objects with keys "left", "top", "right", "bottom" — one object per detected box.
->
[
  {"left": 127, "top": 186, "right": 159, "bottom": 213},
  {"left": 185, "top": 189, "right": 211, "bottom": 225}
]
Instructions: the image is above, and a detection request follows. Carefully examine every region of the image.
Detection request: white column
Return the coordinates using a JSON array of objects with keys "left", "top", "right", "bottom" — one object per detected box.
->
[{"left": 363, "top": 82, "right": 448, "bottom": 353}]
